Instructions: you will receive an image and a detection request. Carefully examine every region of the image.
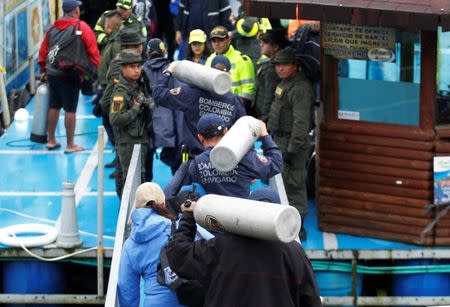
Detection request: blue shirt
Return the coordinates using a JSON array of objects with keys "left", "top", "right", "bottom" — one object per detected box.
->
[
  {"left": 188, "top": 0, "right": 204, "bottom": 31},
  {"left": 164, "top": 135, "right": 283, "bottom": 197}
]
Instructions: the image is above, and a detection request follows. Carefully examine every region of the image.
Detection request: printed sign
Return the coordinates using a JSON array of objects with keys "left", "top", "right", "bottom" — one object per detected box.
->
[
  {"left": 338, "top": 110, "right": 360, "bottom": 121},
  {"left": 323, "top": 23, "right": 396, "bottom": 62},
  {"left": 433, "top": 157, "right": 450, "bottom": 205}
]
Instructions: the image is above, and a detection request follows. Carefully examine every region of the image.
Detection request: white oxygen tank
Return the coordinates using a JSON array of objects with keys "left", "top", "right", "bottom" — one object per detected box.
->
[
  {"left": 194, "top": 194, "right": 301, "bottom": 243},
  {"left": 210, "top": 116, "right": 261, "bottom": 172},
  {"left": 173, "top": 60, "right": 231, "bottom": 95},
  {"left": 30, "top": 84, "right": 49, "bottom": 143}
]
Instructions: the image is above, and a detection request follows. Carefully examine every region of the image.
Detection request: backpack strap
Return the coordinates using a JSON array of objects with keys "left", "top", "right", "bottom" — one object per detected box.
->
[{"left": 173, "top": 159, "right": 194, "bottom": 196}]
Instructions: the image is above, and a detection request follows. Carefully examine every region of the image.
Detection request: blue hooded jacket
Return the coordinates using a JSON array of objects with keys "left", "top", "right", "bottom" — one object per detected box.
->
[
  {"left": 118, "top": 208, "right": 184, "bottom": 307},
  {"left": 143, "top": 57, "right": 185, "bottom": 148}
]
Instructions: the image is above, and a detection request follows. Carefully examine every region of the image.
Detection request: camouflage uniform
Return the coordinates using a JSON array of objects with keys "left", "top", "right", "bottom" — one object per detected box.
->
[
  {"left": 268, "top": 49, "right": 314, "bottom": 217},
  {"left": 254, "top": 55, "right": 280, "bottom": 122},
  {"left": 110, "top": 52, "right": 153, "bottom": 197}
]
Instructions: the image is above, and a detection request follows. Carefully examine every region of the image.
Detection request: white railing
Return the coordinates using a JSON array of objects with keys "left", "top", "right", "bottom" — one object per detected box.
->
[{"left": 105, "top": 144, "right": 142, "bottom": 307}]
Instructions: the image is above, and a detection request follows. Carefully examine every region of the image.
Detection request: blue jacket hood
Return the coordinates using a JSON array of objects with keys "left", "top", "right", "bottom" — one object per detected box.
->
[
  {"left": 144, "top": 57, "right": 170, "bottom": 71},
  {"left": 130, "top": 208, "right": 171, "bottom": 244}
]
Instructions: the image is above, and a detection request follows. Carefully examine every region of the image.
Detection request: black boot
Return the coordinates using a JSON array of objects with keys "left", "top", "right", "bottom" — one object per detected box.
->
[{"left": 105, "top": 155, "right": 118, "bottom": 168}]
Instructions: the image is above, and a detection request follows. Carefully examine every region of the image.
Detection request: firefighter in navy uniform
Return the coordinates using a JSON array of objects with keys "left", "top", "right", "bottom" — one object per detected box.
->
[
  {"left": 164, "top": 113, "right": 283, "bottom": 198},
  {"left": 110, "top": 51, "right": 153, "bottom": 198},
  {"left": 267, "top": 47, "right": 314, "bottom": 241},
  {"left": 152, "top": 55, "right": 246, "bottom": 157}
]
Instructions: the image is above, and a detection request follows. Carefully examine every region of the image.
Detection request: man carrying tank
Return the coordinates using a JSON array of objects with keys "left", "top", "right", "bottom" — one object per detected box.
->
[
  {"left": 164, "top": 113, "right": 283, "bottom": 199},
  {"left": 152, "top": 55, "right": 246, "bottom": 158}
]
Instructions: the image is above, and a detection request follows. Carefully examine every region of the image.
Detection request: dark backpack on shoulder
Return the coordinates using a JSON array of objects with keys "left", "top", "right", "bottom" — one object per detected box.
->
[
  {"left": 47, "top": 21, "right": 97, "bottom": 79},
  {"left": 157, "top": 221, "right": 205, "bottom": 307},
  {"left": 291, "top": 24, "right": 321, "bottom": 83}
]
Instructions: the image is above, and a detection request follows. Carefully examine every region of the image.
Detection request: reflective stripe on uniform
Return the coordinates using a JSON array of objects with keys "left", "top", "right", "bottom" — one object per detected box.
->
[
  {"left": 97, "top": 33, "right": 107, "bottom": 44},
  {"left": 232, "top": 78, "right": 255, "bottom": 86},
  {"left": 208, "top": 12, "right": 219, "bottom": 16},
  {"left": 239, "top": 92, "right": 255, "bottom": 100},
  {"left": 219, "top": 5, "right": 231, "bottom": 12},
  {"left": 183, "top": 10, "right": 189, "bottom": 15}
]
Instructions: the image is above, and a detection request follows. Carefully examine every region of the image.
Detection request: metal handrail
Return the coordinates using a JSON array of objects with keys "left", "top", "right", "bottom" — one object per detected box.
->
[{"left": 105, "top": 144, "right": 142, "bottom": 307}]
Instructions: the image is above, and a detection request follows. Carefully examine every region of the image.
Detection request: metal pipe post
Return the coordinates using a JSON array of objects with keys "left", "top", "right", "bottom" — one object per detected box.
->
[
  {"left": 29, "top": 56, "right": 36, "bottom": 95},
  {"left": 0, "top": 68, "right": 10, "bottom": 128},
  {"left": 97, "top": 126, "right": 105, "bottom": 297}
]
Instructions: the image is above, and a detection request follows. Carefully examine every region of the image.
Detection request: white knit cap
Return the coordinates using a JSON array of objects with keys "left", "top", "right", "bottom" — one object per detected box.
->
[{"left": 134, "top": 182, "right": 165, "bottom": 209}]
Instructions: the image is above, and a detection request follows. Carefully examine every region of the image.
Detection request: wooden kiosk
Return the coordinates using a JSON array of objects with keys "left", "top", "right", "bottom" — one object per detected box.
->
[{"left": 245, "top": 0, "right": 450, "bottom": 245}]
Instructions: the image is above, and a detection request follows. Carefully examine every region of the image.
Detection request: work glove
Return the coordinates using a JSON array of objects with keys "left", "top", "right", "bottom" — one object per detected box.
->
[{"left": 282, "top": 152, "right": 296, "bottom": 166}]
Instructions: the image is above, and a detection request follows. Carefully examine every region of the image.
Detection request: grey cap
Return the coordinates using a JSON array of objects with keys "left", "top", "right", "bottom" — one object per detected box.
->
[
  {"left": 272, "top": 47, "right": 297, "bottom": 64},
  {"left": 117, "top": 51, "right": 143, "bottom": 65},
  {"left": 119, "top": 29, "right": 143, "bottom": 46}
]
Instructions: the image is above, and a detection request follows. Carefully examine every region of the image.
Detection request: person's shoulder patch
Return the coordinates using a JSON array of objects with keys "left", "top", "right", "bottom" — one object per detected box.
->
[
  {"left": 257, "top": 155, "right": 269, "bottom": 164},
  {"left": 111, "top": 96, "right": 124, "bottom": 113},
  {"left": 169, "top": 87, "right": 181, "bottom": 95}
]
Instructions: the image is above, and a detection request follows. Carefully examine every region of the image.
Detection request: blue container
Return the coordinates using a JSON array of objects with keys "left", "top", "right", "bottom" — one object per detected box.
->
[
  {"left": 315, "top": 271, "right": 362, "bottom": 297},
  {"left": 2, "top": 261, "right": 64, "bottom": 307},
  {"left": 392, "top": 260, "right": 450, "bottom": 296}
]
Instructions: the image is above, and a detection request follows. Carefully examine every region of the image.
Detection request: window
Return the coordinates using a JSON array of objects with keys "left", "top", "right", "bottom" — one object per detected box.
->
[
  {"left": 436, "top": 28, "right": 450, "bottom": 126},
  {"left": 337, "top": 31, "right": 421, "bottom": 126}
]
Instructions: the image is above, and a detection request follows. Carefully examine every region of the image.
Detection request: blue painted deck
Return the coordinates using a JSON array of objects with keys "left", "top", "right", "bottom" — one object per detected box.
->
[{"left": 0, "top": 93, "right": 440, "bottom": 252}]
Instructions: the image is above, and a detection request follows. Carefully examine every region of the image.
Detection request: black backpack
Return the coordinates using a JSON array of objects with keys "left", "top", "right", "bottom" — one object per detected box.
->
[
  {"left": 157, "top": 221, "right": 205, "bottom": 307},
  {"left": 47, "top": 21, "right": 97, "bottom": 79},
  {"left": 291, "top": 24, "right": 321, "bottom": 83}
]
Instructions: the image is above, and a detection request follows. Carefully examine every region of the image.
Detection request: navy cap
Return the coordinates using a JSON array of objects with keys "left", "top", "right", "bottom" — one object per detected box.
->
[
  {"left": 63, "top": 0, "right": 82, "bottom": 12},
  {"left": 249, "top": 187, "right": 281, "bottom": 204},
  {"left": 197, "top": 113, "right": 225, "bottom": 137},
  {"left": 147, "top": 38, "right": 166, "bottom": 56},
  {"left": 211, "top": 55, "right": 231, "bottom": 72}
]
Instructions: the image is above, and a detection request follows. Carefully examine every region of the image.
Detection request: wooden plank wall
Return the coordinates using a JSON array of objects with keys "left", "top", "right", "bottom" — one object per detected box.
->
[
  {"left": 433, "top": 130, "right": 450, "bottom": 245},
  {"left": 318, "top": 121, "right": 436, "bottom": 245}
]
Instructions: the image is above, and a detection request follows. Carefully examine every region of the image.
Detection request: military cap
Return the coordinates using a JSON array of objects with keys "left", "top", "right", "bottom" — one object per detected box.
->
[
  {"left": 119, "top": 29, "right": 143, "bottom": 46},
  {"left": 116, "top": 0, "right": 132, "bottom": 9},
  {"left": 210, "top": 26, "right": 229, "bottom": 39},
  {"left": 272, "top": 47, "right": 297, "bottom": 64},
  {"left": 117, "top": 51, "right": 143, "bottom": 65}
]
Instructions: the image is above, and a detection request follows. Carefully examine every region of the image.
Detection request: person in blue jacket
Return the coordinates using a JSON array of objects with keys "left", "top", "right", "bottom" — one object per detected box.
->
[
  {"left": 164, "top": 113, "right": 283, "bottom": 198},
  {"left": 152, "top": 55, "right": 246, "bottom": 156},
  {"left": 142, "top": 38, "right": 185, "bottom": 174},
  {"left": 118, "top": 182, "right": 184, "bottom": 307}
]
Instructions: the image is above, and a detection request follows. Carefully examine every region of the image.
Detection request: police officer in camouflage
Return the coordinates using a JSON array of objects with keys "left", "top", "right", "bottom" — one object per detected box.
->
[
  {"left": 110, "top": 51, "right": 153, "bottom": 198},
  {"left": 94, "top": 0, "right": 147, "bottom": 50},
  {"left": 254, "top": 28, "right": 287, "bottom": 122},
  {"left": 268, "top": 47, "right": 314, "bottom": 241}
]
